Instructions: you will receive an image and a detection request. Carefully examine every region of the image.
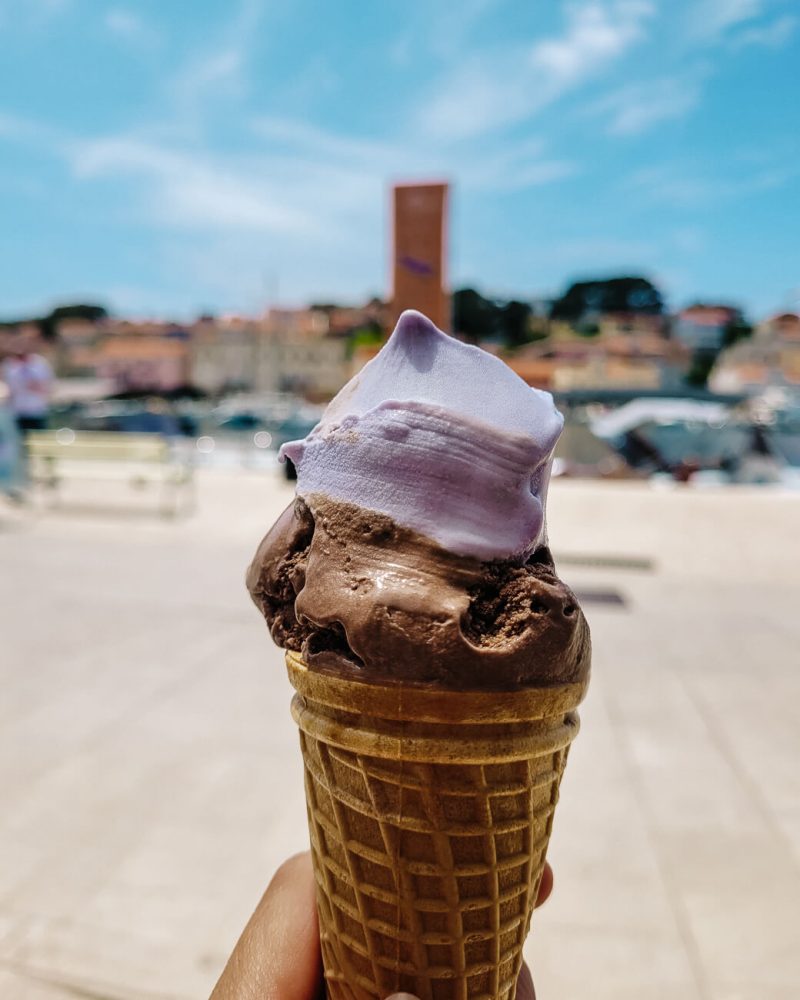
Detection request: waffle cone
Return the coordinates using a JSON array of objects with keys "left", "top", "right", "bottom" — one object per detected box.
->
[{"left": 287, "top": 651, "right": 587, "bottom": 1000}]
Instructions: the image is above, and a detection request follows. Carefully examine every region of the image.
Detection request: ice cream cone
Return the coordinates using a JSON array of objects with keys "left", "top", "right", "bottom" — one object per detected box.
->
[{"left": 287, "top": 652, "right": 588, "bottom": 1000}]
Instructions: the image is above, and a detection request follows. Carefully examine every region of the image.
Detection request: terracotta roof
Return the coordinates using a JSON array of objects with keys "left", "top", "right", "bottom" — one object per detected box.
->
[
  {"left": 100, "top": 337, "right": 188, "bottom": 360},
  {"left": 678, "top": 306, "right": 737, "bottom": 325}
]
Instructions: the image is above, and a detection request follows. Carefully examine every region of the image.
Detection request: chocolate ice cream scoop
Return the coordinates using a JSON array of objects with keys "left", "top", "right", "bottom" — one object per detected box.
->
[
  {"left": 247, "top": 495, "right": 588, "bottom": 689},
  {"left": 247, "top": 310, "right": 589, "bottom": 690}
]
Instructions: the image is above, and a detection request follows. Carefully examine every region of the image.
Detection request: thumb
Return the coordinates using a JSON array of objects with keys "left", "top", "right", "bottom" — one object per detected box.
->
[{"left": 210, "top": 852, "right": 322, "bottom": 1000}]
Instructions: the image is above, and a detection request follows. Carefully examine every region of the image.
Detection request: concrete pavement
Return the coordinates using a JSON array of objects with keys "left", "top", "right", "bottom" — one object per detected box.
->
[{"left": 1, "top": 471, "right": 798, "bottom": 999}]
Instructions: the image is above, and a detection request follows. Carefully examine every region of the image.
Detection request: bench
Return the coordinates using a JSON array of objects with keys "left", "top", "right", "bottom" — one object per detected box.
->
[{"left": 26, "top": 430, "right": 195, "bottom": 517}]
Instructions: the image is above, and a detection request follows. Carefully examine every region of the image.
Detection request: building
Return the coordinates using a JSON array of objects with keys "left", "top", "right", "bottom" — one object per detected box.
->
[
  {"left": 501, "top": 331, "right": 689, "bottom": 392},
  {"left": 52, "top": 317, "right": 103, "bottom": 376},
  {"left": 188, "top": 308, "right": 351, "bottom": 400},
  {"left": 760, "top": 311, "right": 800, "bottom": 341},
  {"left": 710, "top": 311, "right": 800, "bottom": 393},
  {"left": 51, "top": 308, "right": 358, "bottom": 401},
  {"left": 52, "top": 316, "right": 191, "bottom": 391},
  {"left": 189, "top": 316, "right": 260, "bottom": 394},
  {"left": 598, "top": 312, "right": 667, "bottom": 339},
  {"left": 550, "top": 355, "right": 663, "bottom": 392},
  {"left": 322, "top": 299, "right": 390, "bottom": 337},
  {"left": 392, "top": 182, "right": 449, "bottom": 330},
  {"left": 503, "top": 356, "right": 557, "bottom": 390},
  {"left": 255, "top": 309, "right": 348, "bottom": 399},
  {"left": 95, "top": 330, "right": 190, "bottom": 392},
  {"left": 673, "top": 305, "right": 740, "bottom": 351}
]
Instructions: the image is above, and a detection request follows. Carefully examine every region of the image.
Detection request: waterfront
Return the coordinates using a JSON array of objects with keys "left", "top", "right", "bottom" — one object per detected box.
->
[{"left": 1, "top": 470, "right": 798, "bottom": 999}]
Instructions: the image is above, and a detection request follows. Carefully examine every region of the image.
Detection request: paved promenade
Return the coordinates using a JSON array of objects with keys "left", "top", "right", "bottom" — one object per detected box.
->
[{"left": 1, "top": 471, "right": 798, "bottom": 999}]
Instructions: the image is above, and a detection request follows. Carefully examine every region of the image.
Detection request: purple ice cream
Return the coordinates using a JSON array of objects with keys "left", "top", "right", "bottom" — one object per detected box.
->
[
  {"left": 280, "top": 310, "right": 563, "bottom": 560},
  {"left": 247, "top": 311, "right": 590, "bottom": 690}
]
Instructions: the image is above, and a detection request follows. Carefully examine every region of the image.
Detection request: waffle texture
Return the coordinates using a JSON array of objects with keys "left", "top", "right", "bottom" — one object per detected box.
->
[{"left": 287, "top": 652, "right": 586, "bottom": 1000}]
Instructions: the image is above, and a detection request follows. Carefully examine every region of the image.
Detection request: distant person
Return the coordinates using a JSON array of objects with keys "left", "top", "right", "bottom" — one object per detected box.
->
[
  {"left": 0, "top": 380, "right": 24, "bottom": 497},
  {"left": 672, "top": 458, "right": 701, "bottom": 483},
  {"left": 620, "top": 427, "right": 671, "bottom": 474},
  {"left": 1, "top": 325, "right": 54, "bottom": 434},
  {"left": 734, "top": 425, "right": 782, "bottom": 484}
]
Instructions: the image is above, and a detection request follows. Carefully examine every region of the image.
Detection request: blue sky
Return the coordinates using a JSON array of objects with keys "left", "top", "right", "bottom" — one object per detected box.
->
[{"left": 0, "top": 0, "right": 798, "bottom": 319}]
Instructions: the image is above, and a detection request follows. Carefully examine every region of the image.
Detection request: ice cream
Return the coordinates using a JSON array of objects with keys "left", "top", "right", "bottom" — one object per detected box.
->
[
  {"left": 247, "top": 309, "right": 590, "bottom": 689},
  {"left": 247, "top": 309, "right": 591, "bottom": 1000}
]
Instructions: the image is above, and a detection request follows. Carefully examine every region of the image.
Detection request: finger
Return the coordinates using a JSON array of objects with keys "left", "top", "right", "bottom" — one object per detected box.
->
[
  {"left": 515, "top": 961, "right": 536, "bottom": 1000},
  {"left": 210, "top": 851, "right": 322, "bottom": 1000},
  {"left": 535, "top": 861, "right": 553, "bottom": 908},
  {"left": 519, "top": 865, "right": 551, "bottom": 1000}
]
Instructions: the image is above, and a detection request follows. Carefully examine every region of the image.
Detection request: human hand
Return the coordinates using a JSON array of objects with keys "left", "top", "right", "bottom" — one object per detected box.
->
[{"left": 210, "top": 852, "right": 553, "bottom": 1000}]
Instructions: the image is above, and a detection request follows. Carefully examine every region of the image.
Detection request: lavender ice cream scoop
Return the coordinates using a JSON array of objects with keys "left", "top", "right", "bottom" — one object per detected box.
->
[
  {"left": 280, "top": 310, "right": 563, "bottom": 560},
  {"left": 247, "top": 311, "right": 590, "bottom": 691}
]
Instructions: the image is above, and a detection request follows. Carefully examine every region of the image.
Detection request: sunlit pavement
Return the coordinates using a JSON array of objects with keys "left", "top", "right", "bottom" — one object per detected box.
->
[{"left": 1, "top": 471, "right": 798, "bottom": 1000}]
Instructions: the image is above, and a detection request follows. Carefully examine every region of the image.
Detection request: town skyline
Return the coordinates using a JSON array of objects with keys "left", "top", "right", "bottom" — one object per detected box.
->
[
  {"left": 0, "top": 1, "right": 798, "bottom": 319},
  {"left": 0, "top": 274, "right": 789, "bottom": 329}
]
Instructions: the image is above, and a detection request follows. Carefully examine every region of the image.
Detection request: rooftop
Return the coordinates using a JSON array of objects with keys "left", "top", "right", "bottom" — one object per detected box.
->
[{"left": 1, "top": 471, "right": 798, "bottom": 999}]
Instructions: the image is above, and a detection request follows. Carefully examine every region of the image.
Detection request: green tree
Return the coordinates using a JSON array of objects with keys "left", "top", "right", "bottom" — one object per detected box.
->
[
  {"left": 722, "top": 316, "right": 753, "bottom": 348},
  {"left": 346, "top": 323, "right": 385, "bottom": 359},
  {"left": 42, "top": 303, "right": 108, "bottom": 341},
  {"left": 685, "top": 350, "right": 717, "bottom": 388},
  {"left": 48, "top": 303, "right": 108, "bottom": 322},
  {"left": 550, "top": 276, "right": 664, "bottom": 320},
  {"left": 500, "top": 300, "right": 533, "bottom": 348},
  {"left": 452, "top": 288, "right": 500, "bottom": 341}
]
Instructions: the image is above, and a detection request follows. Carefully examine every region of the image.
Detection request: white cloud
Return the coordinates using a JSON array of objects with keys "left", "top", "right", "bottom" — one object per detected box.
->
[
  {"left": 627, "top": 161, "right": 796, "bottom": 206},
  {"left": 104, "top": 8, "right": 162, "bottom": 50},
  {"left": 68, "top": 137, "right": 321, "bottom": 236},
  {"left": 171, "top": 48, "right": 244, "bottom": 105},
  {"left": 687, "top": 0, "right": 765, "bottom": 42},
  {"left": 31, "top": 0, "right": 70, "bottom": 14},
  {"left": 0, "top": 111, "right": 62, "bottom": 145},
  {"left": 730, "top": 13, "right": 797, "bottom": 48},
  {"left": 419, "top": 0, "right": 655, "bottom": 139},
  {"left": 426, "top": 0, "right": 502, "bottom": 59},
  {"left": 531, "top": 0, "right": 654, "bottom": 80},
  {"left": 386, "top": 0, "right": 500, "bottom": 67},
  {"left": 670, "top": 226, "right": 707, "bottom": 254},
  {"left": 548, "top": 235, "right": 658, "bottom": 264},
  {"left": 3, "top": 0, "right": 71, "bottom": 27},
  {"left": 1, "top": 99, "right": 577, "bottom": 278},
  {"left": 166, "top": 0, "right": 265, "bottom": 117},
  {"left": 251, "top": 116, "right": 577, "bottom": 195},
  {"left": 273, "top": 55, "right": 341, "bottom": 111},
  {"left": 0, "top": 0, "right": 586, "bottom": 309},
  {"left": 458, "top": 140, "right": 579, "bottom": 192},
  {"left": 252, "top": 117, "right": 394, "bottom": 165},
  {"left": 594, "top": 77, "right": 702, "bottom": 135}
]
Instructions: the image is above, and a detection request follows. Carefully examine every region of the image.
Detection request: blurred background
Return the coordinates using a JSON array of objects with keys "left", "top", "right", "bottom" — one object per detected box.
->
[{"left": 1, "top": 2, "right": 798, "bottom": 999}]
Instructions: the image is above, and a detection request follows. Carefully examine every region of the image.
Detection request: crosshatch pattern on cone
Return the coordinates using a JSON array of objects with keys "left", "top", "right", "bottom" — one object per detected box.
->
[{"left": 287, "top": 654, "right": 585, "bottom": 1000}]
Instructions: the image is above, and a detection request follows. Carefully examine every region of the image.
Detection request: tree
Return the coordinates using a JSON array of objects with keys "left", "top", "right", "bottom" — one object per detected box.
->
[
  {"left": 550, "top": 276, "right": 664, "bottom": 320},
  {"left": 346, "top": 322, "right": 384, "bottom": 359},
  {"left": 41, "top": 303, "right": 108, "bottom": 341},
  {"left": 681, "top": 306, "right": 753, "bottom": 388},
  {"left": 685, "top": 350, "right": 717, "bottom": 388},
  {"left": 452, "top": 288, "right": 547, "bottom": 348},
  {"left": 722, "top": 315, "right": 753, "bottom": 348},
  {"left": 48, "top": 303, "right": 108, "bottom": 322},
  {"left": 501, "top": 300, "right": 533, "bottom": 348},
  {"left": 452, "top": 288, "right": 500, "bottom": 341}
]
